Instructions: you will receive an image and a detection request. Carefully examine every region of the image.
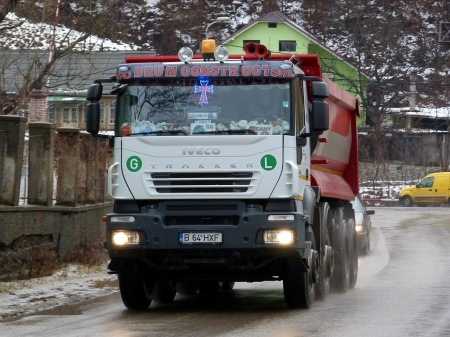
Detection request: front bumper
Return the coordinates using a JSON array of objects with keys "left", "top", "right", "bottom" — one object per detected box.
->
[{"left": 106, "top": 202, "right": 306, "bottom": 252}]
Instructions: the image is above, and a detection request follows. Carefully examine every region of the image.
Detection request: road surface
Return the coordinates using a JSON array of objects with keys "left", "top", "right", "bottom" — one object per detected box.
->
[{"left": 2, "top": 207, "right": 450, "bottom": 337}]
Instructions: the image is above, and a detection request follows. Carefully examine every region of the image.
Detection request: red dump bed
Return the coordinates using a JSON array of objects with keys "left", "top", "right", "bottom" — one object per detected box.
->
[{"left": 311, "top": 78, "right": 359, "bottom": 201}]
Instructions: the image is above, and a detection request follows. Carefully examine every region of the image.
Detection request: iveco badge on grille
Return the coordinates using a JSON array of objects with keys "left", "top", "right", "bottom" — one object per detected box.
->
[{"left": 182, "top": 147, "right": 221, "bottom": 156}]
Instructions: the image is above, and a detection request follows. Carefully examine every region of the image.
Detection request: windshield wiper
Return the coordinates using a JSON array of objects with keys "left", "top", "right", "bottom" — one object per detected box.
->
[
  {"left": 132, "top": 129, "right": 188, "bottom": 136},
  {"left": 195, "top": 129, "right": 257, "bottom": 135}
]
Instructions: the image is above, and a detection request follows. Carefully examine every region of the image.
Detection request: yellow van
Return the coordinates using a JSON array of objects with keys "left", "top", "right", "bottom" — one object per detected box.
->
[{"left": 399, "top": 172, "right": 450, "bottom": 206}]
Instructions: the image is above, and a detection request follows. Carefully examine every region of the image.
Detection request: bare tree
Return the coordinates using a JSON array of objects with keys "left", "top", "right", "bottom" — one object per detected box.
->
[{"left": 0, "top": 0, "right": 116, "bottom": 115}]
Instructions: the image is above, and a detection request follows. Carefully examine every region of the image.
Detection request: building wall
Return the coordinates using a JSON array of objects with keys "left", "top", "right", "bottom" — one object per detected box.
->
[
  {"left": 48, "top": 96, "right": 116, "bottom": 131},
  {"left": 225, "top": 22, "right": 311, "bottom": 54}
]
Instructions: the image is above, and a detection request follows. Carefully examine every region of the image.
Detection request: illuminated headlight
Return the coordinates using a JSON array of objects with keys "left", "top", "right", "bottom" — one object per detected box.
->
[
  {"left": 111, "top": 230, "right": 142, "bottom": 246},
  {"left": 110, "top": 216, "right": 135, "bottom": 223},
  {"left": 178, "top": 47, "right": 194, "bottom": 63},
  {"left": 214, "top": 45, "right": 229, "bottom": 62},
  {"left": 263, "top": 229, "right": 295, "bottom": 245},
  {"left": 355, "top": 224, "right": 364, "bottom": 233},
  {"left": 268, "top": 214, "right": 295, "bottom": 221}
]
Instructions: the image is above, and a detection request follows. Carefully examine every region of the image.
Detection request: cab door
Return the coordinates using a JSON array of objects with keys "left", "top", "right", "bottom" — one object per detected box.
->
[{"left": 414, "top": 176, "right": 436, "bottom": 204}]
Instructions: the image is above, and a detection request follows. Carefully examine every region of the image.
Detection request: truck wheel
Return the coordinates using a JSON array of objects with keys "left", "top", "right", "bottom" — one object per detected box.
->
[
  {"left": 221, "top": 281, "right": 235, "bottom": 291},
  {"left": 283, "top": 258, "right": 313, "bottom": 309},
  {"left": 119, "top": 271, "right": 153, "bottom": 311},
  {"left": 330, "top": 207, "right": 350, "bottom": 292},
  {"left": 154, "top": 280, "right": 176, "bottom": 304},
  {"left": 199, "top": 281, "right": 220, "bottom": 296},
  {"left": 315, "top": 202, "right": 332, "bottom": 301},
  {"left": 177, "top": 281, "right": 199, "bottom": 296},
  {"left": 347, "top": 214, "right": 358, "bottom": 289},
  {"left": 400, "top": 196, "right": 413, "bottom": 207}
]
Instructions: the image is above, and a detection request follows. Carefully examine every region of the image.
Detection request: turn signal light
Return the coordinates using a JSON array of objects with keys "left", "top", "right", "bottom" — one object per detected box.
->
[{"left": 202, "top": 39, "right": 216, "bottom": 57}]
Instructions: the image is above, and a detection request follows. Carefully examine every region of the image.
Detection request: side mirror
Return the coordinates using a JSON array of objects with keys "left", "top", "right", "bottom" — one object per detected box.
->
[
  {"left": 86, "top": 102, "right": 100, "bottom": 135},
  {"left": 312, "top": 81, "right": 329, "bottom": 99},
  {"left": 311, "top": 100, "right": 329, "bottom": 133},
  {"left": 366, "top": 210, "right": 375, "bottom": 215},
  {"left": 87, "top": 83, "right": 103, "bottom": 102}
]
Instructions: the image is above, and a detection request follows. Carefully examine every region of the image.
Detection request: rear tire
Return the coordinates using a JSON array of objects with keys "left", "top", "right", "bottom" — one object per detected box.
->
[
  {"left": 315, "top": 202, "right": 332, "bottom": 301},
  {"left": 330, "top": 207, "right": 350, "bottom": 292},
  {"left": 119, "top": 270, "right": 153, "bottom": 311},
  {"left": 283, "top": 259, "right": 313, "bottom": 309},
  {"left": 346, "top": 214, "right": 358, "bottom": 289}
]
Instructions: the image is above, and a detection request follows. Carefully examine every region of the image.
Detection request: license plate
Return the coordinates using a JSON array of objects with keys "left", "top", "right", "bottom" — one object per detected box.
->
[{"left": 179, "top": 232, "right": 223, "bottom": 244}]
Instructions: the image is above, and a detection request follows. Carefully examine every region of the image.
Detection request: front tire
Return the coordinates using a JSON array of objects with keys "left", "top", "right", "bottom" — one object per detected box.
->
[
  {"left": 283, "top": 259, "right": 313, "bottom": 309},
  {"left": 153, "top": 280, "right": 176, "bottom": 304},
  {"left": 400, "top": 196, "right": 413, "bottom": 207},
  {"left": 119, "top": 270, "right": 153, "bottom": 311}
]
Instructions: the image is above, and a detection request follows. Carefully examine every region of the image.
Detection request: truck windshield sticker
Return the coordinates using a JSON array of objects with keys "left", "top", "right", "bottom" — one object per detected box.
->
[
  {"left": 126, "top": 156, "right": 143, "bottom": 172},
  {"left": 193, "top": 76, "right": 214, "bottom": 106},
  {"left": 261, "top": 154, "right": 277, "bottom": 171}
]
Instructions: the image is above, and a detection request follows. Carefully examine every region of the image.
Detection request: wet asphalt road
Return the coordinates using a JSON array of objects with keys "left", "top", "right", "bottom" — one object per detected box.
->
[{"left": 2, "top": 207, "right": 450, "bottom": 337}]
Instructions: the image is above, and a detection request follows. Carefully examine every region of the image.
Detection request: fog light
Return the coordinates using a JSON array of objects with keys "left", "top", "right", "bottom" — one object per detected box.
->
[
  {"left": 112, "top": 230, "right": 142, "bottom": 246},
  {"left": 264, "top": 229, "right": 295, "bottom": 245},
  {"left": 268, "top": 214, "right": 295, "bottom": 221},
  {"left": 214, "top": 45, "right": 229, "bottom": 62},
  {"left": 355, "top": 224, "right": 363, "bottom": 233},
  {"left": 110, "top": 216, "right": 135, "bottom": 223},
  {"left": 178, "top": 47, "right": 194, "bottom": 63}
]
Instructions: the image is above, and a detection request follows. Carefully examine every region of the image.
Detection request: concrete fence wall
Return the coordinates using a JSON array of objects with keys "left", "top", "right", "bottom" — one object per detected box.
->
[{"left": 0, "top": 115, "right": 112, "bottom": 281}]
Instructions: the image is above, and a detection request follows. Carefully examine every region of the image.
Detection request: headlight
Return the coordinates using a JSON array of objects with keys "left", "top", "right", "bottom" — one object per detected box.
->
[
  {"left": 263, "top": 229, "right": 295, "bottom": 245},
  {"left": 111, "top": 230, "right": 142, "bottom": 246},
  {"left": 267, "top": 214, "right": 295, "bottom": 221},
  {"left": 355, "top": 224, "right": 364, "bottom": 233}
]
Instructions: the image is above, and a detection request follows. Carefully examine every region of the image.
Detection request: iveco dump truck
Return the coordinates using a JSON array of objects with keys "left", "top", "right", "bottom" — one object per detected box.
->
[{"left": 86, "top": 40, "right": 360, "bottom": 309}]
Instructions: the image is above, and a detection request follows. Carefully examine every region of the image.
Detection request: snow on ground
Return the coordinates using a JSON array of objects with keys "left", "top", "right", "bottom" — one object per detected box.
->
[
  {"left": 0, "top": 13, "right": 137, "bottom": 51},
  {"left": 0, "top": 264, "right": 118, "bottom": 322}
]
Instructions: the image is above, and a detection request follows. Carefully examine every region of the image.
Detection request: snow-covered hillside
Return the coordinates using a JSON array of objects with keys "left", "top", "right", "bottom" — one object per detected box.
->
[{"left": 0, "top": 13, "right": 136, "bottom": 51}]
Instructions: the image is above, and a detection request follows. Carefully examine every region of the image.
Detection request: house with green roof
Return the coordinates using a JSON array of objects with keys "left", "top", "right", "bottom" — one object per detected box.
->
[{"left": 223, "top": 11, "right": 369, "bottom": 124}]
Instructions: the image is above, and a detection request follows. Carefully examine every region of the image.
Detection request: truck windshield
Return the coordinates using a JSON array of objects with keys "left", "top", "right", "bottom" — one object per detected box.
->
[{"left": 116, "top": 78, "right": 292, "bottom": 136}]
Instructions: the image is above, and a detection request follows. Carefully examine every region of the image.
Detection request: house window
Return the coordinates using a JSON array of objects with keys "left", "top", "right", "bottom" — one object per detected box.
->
[
  {"left": 279, "top": 40, "right": 297, "bottom": 52},
  {"left": 63, "top": 108, "right": 70, "bottom": 123},
  {"left": 71, "top": 107, "right": 79, "bottom": 123},
  {"left": 417, "top": 176, "right": 434, "bottom": 188},
  {"left": 243, "top": 40, "right": 260, "bottom": 48},
  {"left": 110, "top": 101, "right": 116, "bottom": 124},
  {"left": 48, "top": 104, "right": 55, "bottom": 123}
]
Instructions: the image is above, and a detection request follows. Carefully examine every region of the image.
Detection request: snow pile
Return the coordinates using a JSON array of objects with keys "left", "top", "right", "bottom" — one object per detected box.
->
[
  {"left": 0, "top": 264, "right": 117, "bottom": 321},
  {"left": 0, "top": 13, "right": 137, "bottom": 51},
  {"left": 360, "top": 180, "right": 418, "bottom": 201},
  {"left": 387, "top": 107, "right": 450, "bottom": 119}
]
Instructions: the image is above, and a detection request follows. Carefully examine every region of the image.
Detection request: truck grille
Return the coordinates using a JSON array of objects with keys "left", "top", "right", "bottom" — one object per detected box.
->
[{"left": 144, "top": 171, "right": 257, "bottom": 194}]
